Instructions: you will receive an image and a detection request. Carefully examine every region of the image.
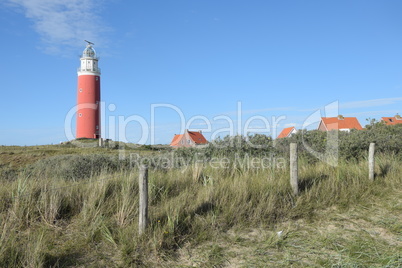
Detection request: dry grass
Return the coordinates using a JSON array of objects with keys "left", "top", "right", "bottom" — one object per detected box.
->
[{"left": 0, "top": 145, "right": 400, "bottom": 267}]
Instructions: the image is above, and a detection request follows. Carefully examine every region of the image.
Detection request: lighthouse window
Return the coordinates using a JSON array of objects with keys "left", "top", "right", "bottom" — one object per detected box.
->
[
  {"left": 79, "top": 113, "right": 82, "bottom": 117},
  {"left": 96, "top": 126, "right": 99, "bottom": 130},
  {"left": 79, "top": 88, "right": 83, "bottom": 92},
  {"left": 96, "top": 77, "right": 99, "bottom": 81}
]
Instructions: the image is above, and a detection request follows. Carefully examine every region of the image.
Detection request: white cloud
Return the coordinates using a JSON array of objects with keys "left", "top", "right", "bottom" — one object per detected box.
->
[
  {"left": 296, "top": 97, "right": 402, "bottom": 112},
  {"left": 340, "top": 97, "right": 402, "bottom": 109},
  {"left": 344, "top": 110, "right": 399, "bottom": 117},
  {"left": 8, "top": 0, "right": 109, "bottom": 54},
  {"left": 284, "top": 123, "right": 298, "bottom": 128},
  {"left": 225, "top": 106, "right": 296, "bottom": 116}
]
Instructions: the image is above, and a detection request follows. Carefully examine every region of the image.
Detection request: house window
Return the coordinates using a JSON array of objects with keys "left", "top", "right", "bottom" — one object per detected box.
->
[
  {"left": 181, "top": 140, "right": 184, "bottom": 145},
  {"left": 187, "top": 140, "right": 191, "bottom": 144},
  {"left": 389, "top": 119, "right": 393, "bottom": 122}
]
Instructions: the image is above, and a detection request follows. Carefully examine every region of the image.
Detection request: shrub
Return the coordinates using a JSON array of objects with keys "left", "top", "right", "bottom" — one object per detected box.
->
[
  {"left": 274, "top": 122, "right": 402, "bottom": 161},
  {"left": 205, "top": 134, "right": 274, "bottom": 158}
]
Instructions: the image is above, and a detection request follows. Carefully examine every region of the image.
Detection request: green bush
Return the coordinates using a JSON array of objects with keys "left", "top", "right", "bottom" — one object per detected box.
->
[
  {"left": 274, "top": 122, "right": 402, "bottom": 161},
  {"left": 205, "top": 134, "right": 274, "bottom": 158},
  {"left": 339, "top": 122, "right": 402, "bottom": 159}
]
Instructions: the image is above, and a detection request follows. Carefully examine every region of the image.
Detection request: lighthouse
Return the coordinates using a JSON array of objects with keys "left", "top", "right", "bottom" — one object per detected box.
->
[{"left": 76, "top": 41, "right": 101, "bottom": 139}]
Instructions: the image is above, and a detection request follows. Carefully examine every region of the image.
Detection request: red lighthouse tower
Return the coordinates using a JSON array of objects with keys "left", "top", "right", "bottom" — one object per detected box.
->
[{"left": 76, "top": 41, "right": 101, "bottom": 139}]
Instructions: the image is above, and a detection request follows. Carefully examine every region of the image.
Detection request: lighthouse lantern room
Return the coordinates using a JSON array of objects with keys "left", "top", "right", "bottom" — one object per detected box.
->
[{"left": 76, "top": 41, "right": 101, "bottom": 139}]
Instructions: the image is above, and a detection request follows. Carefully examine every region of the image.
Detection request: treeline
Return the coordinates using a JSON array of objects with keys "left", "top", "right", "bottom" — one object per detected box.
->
[
  {"left": 3, "top": 122, "right": 400, "bottom": 182},
  {"left": 177, "top": 121, "right": 402, "bottom": 162}
]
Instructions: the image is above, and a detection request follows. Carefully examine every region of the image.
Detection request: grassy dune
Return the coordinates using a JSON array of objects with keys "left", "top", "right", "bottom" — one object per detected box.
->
[{"left": 0, "top": 145, "right": 401, "bottom": 267}]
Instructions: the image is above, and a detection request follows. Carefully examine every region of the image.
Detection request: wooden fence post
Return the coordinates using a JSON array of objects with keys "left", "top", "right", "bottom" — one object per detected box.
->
[
  {"left": 139, "top": 165, "right": 148, "bottom": 235},
  {"left": 290, "top": 143, "right": 299, "bottom": 195},
  {"left": 369, "top": 143, "right": 375, "bottom": 181}
]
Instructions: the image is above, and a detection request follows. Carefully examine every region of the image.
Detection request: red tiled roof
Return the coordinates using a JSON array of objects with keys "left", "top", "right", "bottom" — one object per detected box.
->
[
  {"left": 381, "top": 116, "right": 402, "bottom": 125},
  {"left": 188, "top": 131, "right": 208, "bottom": 144},
  {"left": 170, "top": 134, "right": 183, "bottom": 146},
  {"left": 320, "top": 117, "right": 363, "bottom": 131},
  {"left": 277, "top": 127, "right": 296, "bottom": 139},
  {"left": 169, "top": 130, "right": 208, "bottom": 147}
]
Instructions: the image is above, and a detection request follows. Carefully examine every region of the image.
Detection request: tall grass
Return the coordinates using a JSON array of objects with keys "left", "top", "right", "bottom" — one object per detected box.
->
[{"left": 0, "top": 151, "right": 400, "bottom": 266}]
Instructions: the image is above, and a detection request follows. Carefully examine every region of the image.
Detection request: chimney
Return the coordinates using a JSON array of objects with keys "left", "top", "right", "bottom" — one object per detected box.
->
[
  {"left": 396, "top": 114, "right": 401, "bottom": 120},
  {"left": 199, "top": 130, "right": 202, "bottom": 133}
]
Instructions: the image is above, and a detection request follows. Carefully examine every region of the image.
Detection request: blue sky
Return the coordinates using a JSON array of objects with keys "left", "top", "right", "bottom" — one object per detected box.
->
[{"left": 0, "top": 0, "right": 401, "bottom": 145}]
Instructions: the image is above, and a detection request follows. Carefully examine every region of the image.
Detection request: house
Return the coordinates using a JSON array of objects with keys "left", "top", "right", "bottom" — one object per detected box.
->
[
  {"left": 277, "top": 127, "right": 297, "bottom": 139},
  {"left": 170, "top": 130, "right": 208, "bottom": 148},
  {"left": 381, "top": 114, "right": 402, "bottom": 125},
  {"left": 318, "top": 115, "right": 363, "bottom": 132}
]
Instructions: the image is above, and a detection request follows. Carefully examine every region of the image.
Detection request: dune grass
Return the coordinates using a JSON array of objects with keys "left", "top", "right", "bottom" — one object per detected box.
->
[{"left": 0, "top": 145, "right": 400, "bottom": 267}]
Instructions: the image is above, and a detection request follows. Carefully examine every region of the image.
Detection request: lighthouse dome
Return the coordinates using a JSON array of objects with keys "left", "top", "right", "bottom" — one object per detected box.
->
[{"left": 82, "top": 45, "right": 96, "bottom": 58}]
